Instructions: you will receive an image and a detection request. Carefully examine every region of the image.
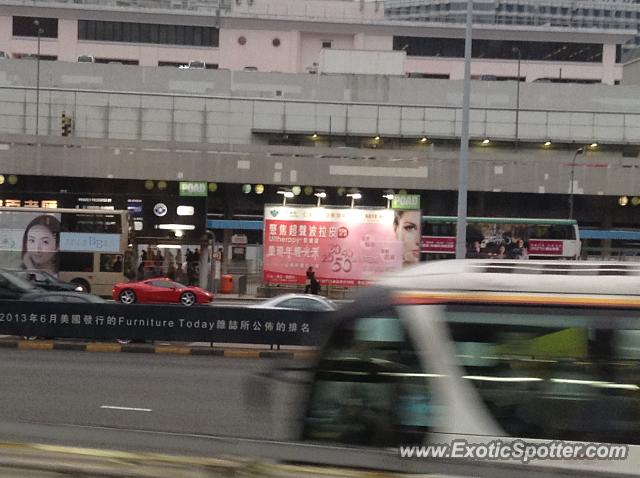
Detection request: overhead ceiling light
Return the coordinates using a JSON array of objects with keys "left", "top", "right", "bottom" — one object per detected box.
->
[
  {"left": 482, "top": 139, "right": 491, "bottom": 145},
  {"left": 420, "top": 137, "right": 428, "bottom": 143},
  {"left": 158, "top": 224, "right": 196, "bottom": 230},
  {"left": 157, "top": 244, "right": 182, "bottom": 249},
  {"left": 176, "top": 205, "right": 195, "bottom": 216},
  {"left": 311, "top": 133, "right": 318, "bottom": 139},
  {"left": 590, "top": 142, "right": 599, "bottom": 148},
  {"left": 619, "top": 195, "right": 629, "bottom": 206},
  {"left": 544, "top": 141, "right": 552, "bottom": 147},
  {"left": 374, "top": 135, "right": 380, "bottom": 141}
]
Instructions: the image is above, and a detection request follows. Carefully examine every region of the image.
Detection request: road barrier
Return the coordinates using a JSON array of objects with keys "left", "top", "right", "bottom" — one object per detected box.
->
[{"left": 0, "top": 301, "right": 333, "bottom": 346}]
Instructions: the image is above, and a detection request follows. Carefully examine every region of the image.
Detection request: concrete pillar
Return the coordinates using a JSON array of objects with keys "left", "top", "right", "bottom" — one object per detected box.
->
[
  {"left": 199, "top": 238, "right": 210, "bottom": 289},
  {"left": 602, "top": 44, "right": 617, "bottom": 86}
]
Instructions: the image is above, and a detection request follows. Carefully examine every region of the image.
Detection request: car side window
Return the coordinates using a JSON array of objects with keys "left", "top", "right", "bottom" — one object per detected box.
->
[
  {"left": 149, "top": 280, "right": 172, "bottom": 288},
  {"left": 277, "top": 299, "right": 303, "bottom": 309},
  {"left": 306, "top": 300, "right": 331, "bottom": 311},
  {"left": 303, "top": 308, "right": 435, "bottom": 447}
]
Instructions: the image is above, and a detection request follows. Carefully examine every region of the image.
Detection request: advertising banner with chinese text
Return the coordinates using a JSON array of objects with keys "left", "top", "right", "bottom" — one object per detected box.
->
[{"left": 263, "top": 206, "right": 409, "bottom": 286}]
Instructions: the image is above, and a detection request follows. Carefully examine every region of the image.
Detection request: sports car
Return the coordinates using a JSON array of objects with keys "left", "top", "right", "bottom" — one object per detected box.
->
[{"left": 112, "top": 277, "right": 213, "bottom": 306}]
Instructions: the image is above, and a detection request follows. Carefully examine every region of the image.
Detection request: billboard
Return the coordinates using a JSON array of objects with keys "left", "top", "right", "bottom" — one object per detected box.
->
[
  {"left": 263, "top": 206, "right": 421, "bottom": 286},
  {"left": 0, "top": 211, "right": 62, "bottom": 275}
]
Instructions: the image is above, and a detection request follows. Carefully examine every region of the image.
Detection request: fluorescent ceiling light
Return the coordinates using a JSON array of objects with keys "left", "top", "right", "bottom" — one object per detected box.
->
[
  {"left": 158, "top": 224, "right": 196, "bottom": 230},
  {"left": 177, "top": 206, "right": 195, "bottom": 216}
]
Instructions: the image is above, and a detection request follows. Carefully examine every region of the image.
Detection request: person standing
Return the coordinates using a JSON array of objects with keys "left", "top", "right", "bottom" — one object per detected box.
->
[
  {"left": 309, "top": 275, "right": 321, "bottom": 295},
  {"left": 304, "top": 266, "right": 315, "bottom": 293}
]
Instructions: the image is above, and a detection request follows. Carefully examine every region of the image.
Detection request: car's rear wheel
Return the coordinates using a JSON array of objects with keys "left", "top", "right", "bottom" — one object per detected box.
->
[
  {"left": 180, "top": 291, "right": 196, "bottom": 306},
  {"left": 119, "top": 289, "right": 136, "bottom": 304}
]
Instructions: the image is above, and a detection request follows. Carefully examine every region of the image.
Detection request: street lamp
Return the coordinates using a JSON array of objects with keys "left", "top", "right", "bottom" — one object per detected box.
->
[
  {"left": 34, "top": 20, "right": 44, "bottom": 136},
  {"left": 512, "top": 46, "right": 522, "bottom": 148},
  {"left": 314, "top": 189, "right": 326, "bottom": 207},
  {"left": 569, "top": 147, "right": 585, "bottom": 220},
  {"left": 277, "top": 188, "right": 294, "bottom": 206},
  {"left": 346, "top": 191, "right": 361, "bottom": 208},
  {"left": 382, "top": 190, "right": 394, "bottom": 208}
]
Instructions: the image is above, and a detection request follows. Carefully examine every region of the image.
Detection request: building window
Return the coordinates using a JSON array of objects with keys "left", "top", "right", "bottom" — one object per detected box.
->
[
  {"left": 393, "top": 36, "right": 603, "bottom": 63},
  {"left": 78, "top": 20, "right": 219, "bottom": 47},
  {"left": 322, "top": 40, "right": 332, "bottom": 48},
  {"left": 13, "top": 16, "right": 58, "bottom": 38}
]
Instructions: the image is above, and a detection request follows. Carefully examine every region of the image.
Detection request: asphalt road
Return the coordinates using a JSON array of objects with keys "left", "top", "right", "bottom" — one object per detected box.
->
[{"left": 0, "top": 349, "right": 312, "bottom": 456}]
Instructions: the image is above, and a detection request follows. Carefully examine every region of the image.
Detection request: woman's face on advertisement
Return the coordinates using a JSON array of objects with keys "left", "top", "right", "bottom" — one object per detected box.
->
[
  {"left": 27, "top": 225, "right": 56, "bottom": 266},
  {"left": 396, "top": 211, "right": 421, "bottom": 263}
]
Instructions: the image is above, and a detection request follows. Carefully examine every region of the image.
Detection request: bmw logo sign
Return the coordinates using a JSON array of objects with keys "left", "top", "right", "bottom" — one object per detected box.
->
[{"left": 153, "top": 203, "right": 168, "bottom": 217}]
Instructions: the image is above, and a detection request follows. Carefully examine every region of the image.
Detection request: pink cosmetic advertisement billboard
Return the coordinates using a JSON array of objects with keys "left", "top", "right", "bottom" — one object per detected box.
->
[{"left": 263, "top": 206, "right": 421, "bottom": 286}]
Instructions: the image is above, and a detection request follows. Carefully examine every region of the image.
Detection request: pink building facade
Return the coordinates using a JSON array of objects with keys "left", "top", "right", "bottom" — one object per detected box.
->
[{"left": 0, "top": 0, "right": 632, "bottom": 84}]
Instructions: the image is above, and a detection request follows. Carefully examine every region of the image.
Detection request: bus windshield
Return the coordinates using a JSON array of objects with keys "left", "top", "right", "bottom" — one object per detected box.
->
[{"left": 421, "top": 216, "right": 581, "bottom": 260}]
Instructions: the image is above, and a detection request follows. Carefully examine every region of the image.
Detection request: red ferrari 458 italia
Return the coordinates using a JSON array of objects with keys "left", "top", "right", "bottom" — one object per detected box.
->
[{"left": 112, "top": 277, "right": 213, "bottom": 306}]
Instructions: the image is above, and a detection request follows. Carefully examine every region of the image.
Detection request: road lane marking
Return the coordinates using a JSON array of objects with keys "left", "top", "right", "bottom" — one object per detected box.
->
[{"left": 100, "top": 405, "right": 152, "bottom": 412}]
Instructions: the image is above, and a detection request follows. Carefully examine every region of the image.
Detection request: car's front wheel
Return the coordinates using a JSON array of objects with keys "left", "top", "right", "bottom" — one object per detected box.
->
[
  {"left": 180, "top": 291, "right": 196, "bottom": 306},
  {"left": 119, "top": 289, "right": 136, "bottom": 304}
]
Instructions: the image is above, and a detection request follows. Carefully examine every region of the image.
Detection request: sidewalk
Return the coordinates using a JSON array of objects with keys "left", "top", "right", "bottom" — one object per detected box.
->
[{"left": 0, "top": 337, "right": 318, "bottom": 360}]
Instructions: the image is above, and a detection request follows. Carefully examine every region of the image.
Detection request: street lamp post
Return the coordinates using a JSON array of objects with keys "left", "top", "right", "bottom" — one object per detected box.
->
[
  {"left": 569, "top": 147, "right": 585, "bottom": 220},
  {"left": 512, "top": 47, "right": 521, "bottom": 148},
  {"left": 455, "top": 0, "right": 473, "bottom": 259},
  {"left": 34, "top": 20, "right": 44, "bottom": 136}
]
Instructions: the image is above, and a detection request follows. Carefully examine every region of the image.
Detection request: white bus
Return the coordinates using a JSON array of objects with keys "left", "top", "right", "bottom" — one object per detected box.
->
[
  {"left": 302, "top": 260, "right": 640, "bottom": 475},
  {"left": 421, "top": 216, "right": 581, "bottom": 260},
  {"left": 0, "top": 207, "right": 133, "bottom": 295}
]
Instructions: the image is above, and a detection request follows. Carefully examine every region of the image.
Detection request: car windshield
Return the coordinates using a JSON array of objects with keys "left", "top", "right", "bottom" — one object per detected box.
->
[
  {"left": 0, "top": 270, "right": 39, "bottom": 290},
  {"left": 19, "top": 270, "right": 57, "bottom": 282}
]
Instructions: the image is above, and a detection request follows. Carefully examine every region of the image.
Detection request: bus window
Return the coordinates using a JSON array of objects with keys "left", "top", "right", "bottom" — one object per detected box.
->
[
  {"left": 59, "top": 252, "right": 94, "bottom": 272},
  {"left": 303, "top": 309, "right": 436, "bottom": 447},
  {"left": 445, "top": 305, "right": 640, "bottom": 444},
  {"left": 100, "top": 254, "right": 123, "bottom": 272}
]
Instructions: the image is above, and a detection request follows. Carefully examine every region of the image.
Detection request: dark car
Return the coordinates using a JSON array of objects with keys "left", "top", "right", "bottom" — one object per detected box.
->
[
  {"left": 0, "top": 269, "right": 41, "bottom": 299},
  {"left": 9, "top": 269, "right": 84, "bottom": 292},
  {"left": 20, "top": 291, "right": 105, "bottom": 303}
]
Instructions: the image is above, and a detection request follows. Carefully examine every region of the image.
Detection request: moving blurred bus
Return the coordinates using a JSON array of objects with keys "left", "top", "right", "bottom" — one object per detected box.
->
[
  {"left": 0, "top": 207, "right": 133, "bottom": 295},
  {"left": 421, "top": 216, "right": 581, "bottom": 260},
  {"left": 302, "top": 260, "right": 640, "bottom": 474}
]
